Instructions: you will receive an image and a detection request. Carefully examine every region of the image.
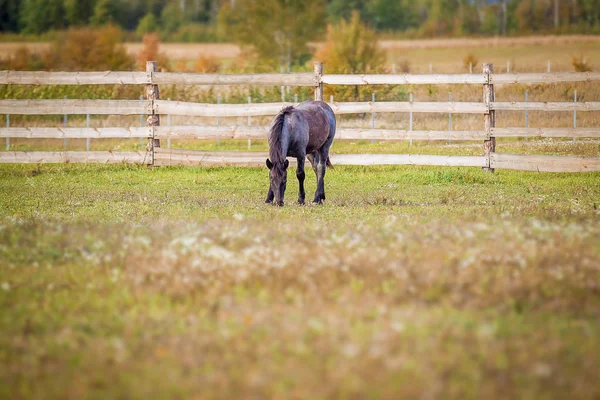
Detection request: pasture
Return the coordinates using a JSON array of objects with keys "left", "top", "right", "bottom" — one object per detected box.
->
[
  {"left": 1, "top": 34, "right": 600, "bottom": 399},
  {"left": 1, "top": 162, "right": 599, "bottom": 399}
]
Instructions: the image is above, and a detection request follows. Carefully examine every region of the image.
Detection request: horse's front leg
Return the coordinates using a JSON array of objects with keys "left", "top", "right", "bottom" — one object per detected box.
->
[
  {"left": 296, "top": 156, "right": 306, "bottom": 205},
  {"left": 265, "top": 187, "right": 274, "bottom": 203}
]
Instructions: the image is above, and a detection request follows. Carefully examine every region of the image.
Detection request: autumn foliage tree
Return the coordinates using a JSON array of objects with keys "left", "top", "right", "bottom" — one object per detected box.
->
[
  {"left": 317, "top": 11, "right": 385, "bottom": 74},
  {"left": 316, "top": 11, "right": 386, "bottom": 100},
  {"left": 136, "top": 33, "right": 170, "bottom": 71},
  {"left": 218, "top": 0, "right": 326, "bottom": 70}
]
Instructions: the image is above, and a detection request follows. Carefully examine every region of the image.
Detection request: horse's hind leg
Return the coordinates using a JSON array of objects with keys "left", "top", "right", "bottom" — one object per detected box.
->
[
  {"left": 314, "top": 149, "right": 329, "bottom": 204},
  {"left": 307, "top": 152, "right": 323, "bottom": 204},
  {"left": 296, "top": 156, "right": 306, "bottom": 205},
  {"left": 307, "top": 152, "right": 318, "bottom": 176}
]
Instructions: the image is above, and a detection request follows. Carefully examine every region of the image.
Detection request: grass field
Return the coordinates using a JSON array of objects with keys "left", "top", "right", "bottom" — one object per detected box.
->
[
  {"left": 1, "top": 162, "right": 599, "bottom": 399},
  {"left": 1, "top": 34, "right": 600, "bottom": 399}
]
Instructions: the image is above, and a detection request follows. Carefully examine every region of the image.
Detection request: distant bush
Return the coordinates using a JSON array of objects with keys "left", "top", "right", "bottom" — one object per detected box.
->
[
  {"left": 463, "top": 53, "right": 478, "bottom": 72},
  {"left": 1, "top": 25, "right": 134, "bottom": 71},
  {"left": 194, "top": 56, "right": 220, "bottom": 73},
  {"left": 0, "top": 46, "right": 45, "bottom": 71},
  {"left": 572, "top": 55, "right": 592, "bottom": 72},
  {"left": 136, "top": 33, "right": 170, "bottom": 71}
]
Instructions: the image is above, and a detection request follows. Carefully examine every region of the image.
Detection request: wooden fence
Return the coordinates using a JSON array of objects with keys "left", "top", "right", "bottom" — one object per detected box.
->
[{"left": 1, "top": 63, "right": 600, "bottom": 172}]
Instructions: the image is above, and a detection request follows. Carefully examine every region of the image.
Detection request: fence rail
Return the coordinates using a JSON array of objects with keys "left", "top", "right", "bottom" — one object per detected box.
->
[
  {"left": 2, "top": 99, "right": 598, "bottom": 116},
  {"left": 0, "top": 99, "right": 151, "bottom": 115},
  {"left": 4, "top": 70, "right": 600, "bottom": 86},
  {"left": 1, "top": 63, "right": 599, "bottom": 173}
]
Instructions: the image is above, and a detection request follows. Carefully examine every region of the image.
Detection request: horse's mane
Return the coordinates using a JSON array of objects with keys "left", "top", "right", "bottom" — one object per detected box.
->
[{"left": 268, "top": 106, "right": 294, "bottom": 166}]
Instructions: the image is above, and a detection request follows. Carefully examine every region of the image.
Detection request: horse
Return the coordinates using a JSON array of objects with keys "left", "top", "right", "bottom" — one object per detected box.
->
[{"left": 265, "top": 100, "right": 336, "bottom": 206}]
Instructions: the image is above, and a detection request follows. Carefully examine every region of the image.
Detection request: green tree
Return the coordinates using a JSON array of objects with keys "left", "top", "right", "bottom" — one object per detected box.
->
[
  {"left": 366, "top": 0, "right": 419, "bottom": 31},
  {"left": 65, "top": 0, "right": 96, "bottom": 26},
  {"left": 327, "top": 0, "right": 368, "bottom": 23},
  {"left": 218, "top": 0, "right": 326, "bottom": 69},
  {"left": 136, "top": 12, "right": 159, "bottom": 36},
  {"left": 481, "top": 4, "right": 500, "bottom": 35},
  {"left": 0, "top": 0, "right": 21, "bottom": 32},
  {"left": 20, "top": 0, "right": 66, "bottom": 34},
  {"left": 160, "top": 2, "right": 185, "bottom": 33},
  {"left": 90, "top": 0, "right": 118, "bottom": 26}
]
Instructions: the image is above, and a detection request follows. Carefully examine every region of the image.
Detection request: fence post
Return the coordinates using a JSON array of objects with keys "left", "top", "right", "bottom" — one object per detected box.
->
[
  {"left": 5, "top": 114, "right": 9, "bottom": 151},
  {"left": 573, "top": 90, "right": 577, "bottom": 143},
  {"left": 167, "top": 98, "right": 171, "bottom": 149},
  {"left": 86, "top": 114, "right": 90, "bottom": 151},
  {"left": 63, "top": 96, "right": 67, "bottom": 150},
  {"left": 371, "top": 92, "right": 375, "bottom": 144},
  {"left": 409, "top": 93, "right": 413, "bottom": 147},
  {"left": 146, "top": 61, "right": 160, "bottom": 165},
  {"left": 483, "top": 63, "right": 495, "bottom": 173},
  {"left": 217, "top": 94, "right": 221, "bottom": 147},
  {"left": 448, "top": 92, "right": 453, "bottom": 144},
  {"left": 248, "top": 96, "right": 251, "bottom": 149},
  {"left": 525, "top": 90, "right": 529, "bottom": 142},
  {"left": 139, "top": 95, "right": 144, "bottom": 148},
  {"left": 314, "top": 61, "right": 324, "bottom": 101}
]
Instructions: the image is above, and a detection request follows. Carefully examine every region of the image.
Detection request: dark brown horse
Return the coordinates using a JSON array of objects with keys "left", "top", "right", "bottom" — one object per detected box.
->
[{"left": 265, "top": 101, "right": 336, "bottom": 206}]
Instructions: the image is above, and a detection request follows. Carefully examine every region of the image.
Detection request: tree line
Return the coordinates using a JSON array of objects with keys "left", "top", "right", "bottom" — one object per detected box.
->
[{"left": 1, "top": 0, "right": 600, "bottom": 39}]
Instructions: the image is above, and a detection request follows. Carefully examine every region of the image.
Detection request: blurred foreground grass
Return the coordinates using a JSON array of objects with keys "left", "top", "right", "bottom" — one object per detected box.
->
[{"left": 1, "top": 164, "right": 599, "bottom": 399}]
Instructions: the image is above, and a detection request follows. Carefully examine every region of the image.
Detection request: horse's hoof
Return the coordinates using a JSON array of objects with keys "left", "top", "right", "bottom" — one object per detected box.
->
[
  {"left": 298, "top": 199, "right": 305, "bottom": 205},
  {"left": 265, "top": 198, "right": 273, "bottom": 204},
  {"left": 313, "top": 200, "right": 323, "bottom": 205},
  {"left": 277, "top": 202, "right": 284, "bottom": 207}
]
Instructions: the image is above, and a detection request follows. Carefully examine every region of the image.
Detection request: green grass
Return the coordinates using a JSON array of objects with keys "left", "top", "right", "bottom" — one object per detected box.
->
[{"left": 1, "top": 163, "right": 599, "bottom": 399}]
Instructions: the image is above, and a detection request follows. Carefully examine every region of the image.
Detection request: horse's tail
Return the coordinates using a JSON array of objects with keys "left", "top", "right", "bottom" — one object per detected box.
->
[
  {"left": 269, "top": 106, "right": 295, "bottom": 161},
  {"left": 326, "top": 156, "right": 334, "bottom": 169}
]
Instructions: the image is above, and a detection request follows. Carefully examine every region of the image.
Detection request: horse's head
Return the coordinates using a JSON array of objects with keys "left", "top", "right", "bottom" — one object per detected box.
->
[{"left": 266, "top": 158, "right": 289, "bottom": 206}]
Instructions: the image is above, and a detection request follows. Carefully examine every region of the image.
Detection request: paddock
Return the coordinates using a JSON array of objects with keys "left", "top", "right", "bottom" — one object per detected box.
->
[{"left": 1, "top": 63, "right": 599, "bottom": 172}]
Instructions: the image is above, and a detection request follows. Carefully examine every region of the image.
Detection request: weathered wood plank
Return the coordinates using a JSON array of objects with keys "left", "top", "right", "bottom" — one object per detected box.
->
[
  {"left": 153, "top": 72, "right": 316, "bottom": 86},
  {"left": 0, "top": 127, "right": 152, "bottom": 139},
  {"left": 329, "top": 101, "right": 486, "bottom": 114},
  {"left": 491, "top": 72, "right": 600, "bottom": 84},
  {"left": 154, "top": 149, "right": 487, "bottom": 167},
  {"left": 154, "top": 100, "right": 486, "bottom": 117},
  {"left": 0, "top": 100, "right": 152, "bottom": 115},
  {"left": 154, "top": 149, "right": 269, "bottom": 167},
  {"left": 154, "top": 126, "right": 269, "bottom": 139},
  {"left": 321, "top": 74, "right": 487, "bottom": 85},
  {"left": 332, "top": 154, "right": 488, "bottom": 167},
  {"left": 154, "top": 126, "right": 488, "bottom": 141},
  {"left": 0, "top": 151, "right": 150, "bottom": 164},
  {"left": 154, "top": 100, "right": 294, "bottom": 117},
  {"left": 0, "top": 71, "right": 151, "bottom": 85},
  {"left": 492, "top": 127, "right": 600, "bottom": 138},
  {"left": 490, "top": 153, "right": 600, "bottom": 172},
  {"left": 334, "top": 129, "right": 488, "bottom": 140},
  {"left": 491, "top": 102, "right": 600, "bottom": 111}
]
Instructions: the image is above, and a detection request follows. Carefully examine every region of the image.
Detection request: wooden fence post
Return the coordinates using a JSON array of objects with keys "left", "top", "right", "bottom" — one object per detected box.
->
[
  {"left": 483, "top": 63, "right": 495, "bottom": 173},
  {"left": 146, "top": 61, "right": 160, "bottom": 165},
  {"left": 314, "top": 62, "right": 324, "bottom": 101}
]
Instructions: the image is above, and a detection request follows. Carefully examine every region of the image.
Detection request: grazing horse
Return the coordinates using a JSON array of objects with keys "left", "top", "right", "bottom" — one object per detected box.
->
[{"left": 265, "top": 100, "right": 336, "bottom": 206}]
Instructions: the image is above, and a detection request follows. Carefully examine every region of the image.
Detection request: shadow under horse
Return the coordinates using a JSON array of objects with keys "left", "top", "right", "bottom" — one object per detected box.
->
[{"left": 265, "top": 101, "right": 336, "bottom": 206}]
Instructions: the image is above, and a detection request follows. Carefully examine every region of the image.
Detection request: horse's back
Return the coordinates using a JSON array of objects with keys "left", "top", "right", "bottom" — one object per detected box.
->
[{"left": 295, "top": 101, "right": 335, "bottom": 153}]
